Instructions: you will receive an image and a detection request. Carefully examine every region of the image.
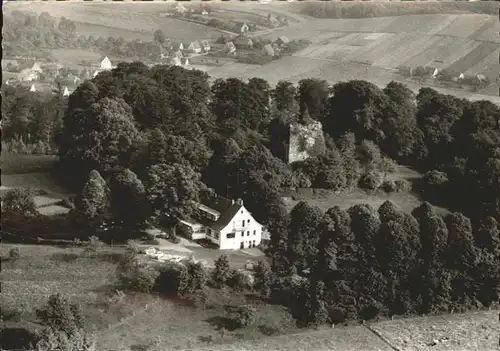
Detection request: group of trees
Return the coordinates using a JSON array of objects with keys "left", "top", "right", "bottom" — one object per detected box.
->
[
  {"left": 265, "top": 200, "right": 500, "bottom": 326},
  {"left": 301, "top": 1, "right": 498, "bottom": 19},
  {"left": 4, "top": 11, "right": 161, "bottom": 61},
  {"left": 1, "top": 83, "right": 66, "bottom": 154},
  {"left": 55, "top": 61, "right": 499, "bottom": 242}
]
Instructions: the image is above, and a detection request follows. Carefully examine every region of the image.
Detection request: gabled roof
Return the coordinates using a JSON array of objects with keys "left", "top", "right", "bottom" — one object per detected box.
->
[
  {"left": 262, "top": 44, "right": 275, "bottom": 55},
  {"left": 194, "top": 194, "right": 244, "bottom": 231},
  {"left": 277, "top": 36, "right": 290, "bottom": 44},
  {"left": 188, "top": 41, "right": 201, "bottom": 50}
]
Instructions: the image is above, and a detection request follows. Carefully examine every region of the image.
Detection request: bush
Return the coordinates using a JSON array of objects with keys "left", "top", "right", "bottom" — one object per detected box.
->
[
  {"left": 381, "top": 180, "right": 397, "bottom": 193},
  {"left": 394, "top": 179, "right": 411, "bottom": 192},
  {"left": 226, "top": 305, "right": 256, "bottom": 328},
  {"left": 228, "top": 269, "right": 253, "bottom": 291},
  {"left": 144, "top": 239, "right": 160, "bottom": 246},
  {"left": 154, "top": 262, "right": 189, "bottom": 296},
  {"left": 212, "top": 255, "right": 232, "bottom": 288},
  {"left": 358, "top": 171, "right": 384, "bottom": 190},
  {"left": 9, "top": 247, "right": 21, "bottom": 260},
  {"left": 169, "top": 235, "right": 181, "bottom": 244},
  {"left": 2, "top": 188, "right": 38, "bottom": 217},
  {"left": 116, "top": 255, "right": 158, "bottom": 293},
  {"left": 84, "top": 235, "right": 104, "bottom": 253}
]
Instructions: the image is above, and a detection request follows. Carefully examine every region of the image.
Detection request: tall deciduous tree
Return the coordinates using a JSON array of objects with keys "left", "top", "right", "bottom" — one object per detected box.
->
[
  {"left": 74, "top": 170, "right": 110, "bottom": 229},
  {"left": 146, "top": 163, "right": 205, "bottom": 236},
  {"left": 109, "top": 168, "right": 150, "bottom": 228}
]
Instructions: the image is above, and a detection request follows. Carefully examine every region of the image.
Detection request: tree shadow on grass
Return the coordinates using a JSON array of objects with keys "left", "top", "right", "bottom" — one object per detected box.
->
[
  {"left": 50, "top": 252, "right": 80, "bottom": 263},
  {"left": 205, "top": 316, "right": 237, "bottom": 332},
  {"left": 129, "top": 344, "right": 150, "bottom": 351},
  {"left": 0, "top": 328, "right": 39, "bottom": 350},
  {"left": 258, "top": 324, "right": 279, "bottom": 336}
]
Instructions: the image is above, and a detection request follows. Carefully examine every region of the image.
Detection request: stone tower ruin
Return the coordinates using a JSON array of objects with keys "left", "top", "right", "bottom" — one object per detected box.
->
[{"left": 286, "top": 108, "right": 326, "bottom": 164}]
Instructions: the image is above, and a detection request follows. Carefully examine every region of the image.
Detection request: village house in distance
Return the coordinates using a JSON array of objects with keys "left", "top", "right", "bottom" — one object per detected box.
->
[{"left": 180, "top": 194, "right": 264, "bottom": 250}]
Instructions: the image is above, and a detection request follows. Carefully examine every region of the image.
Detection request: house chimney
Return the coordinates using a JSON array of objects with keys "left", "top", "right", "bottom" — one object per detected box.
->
[{"left": 236, "top": 198, "right": 243, "bottom": 206}]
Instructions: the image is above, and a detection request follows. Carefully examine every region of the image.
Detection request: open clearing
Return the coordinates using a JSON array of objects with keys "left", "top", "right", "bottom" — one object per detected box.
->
[
  {"left": 282, "top": 166, "right": 450, "bottom": 217},
  {"left": 1, "top": 244, "right": 498, "bottom": 351}
]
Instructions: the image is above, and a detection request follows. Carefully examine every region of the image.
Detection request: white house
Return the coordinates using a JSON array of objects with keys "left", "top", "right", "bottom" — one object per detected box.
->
[
  {"left": 241, "top": 22, "right": 249, "bottom": 33},
  {"left": 100, "top": 56, "right": 113, "bottom": 70},
  {"left": 458, "top": 72, "right": 465, "bottom": 80},
  {"left": 188, "top": 41, "right": 202, "bottom": 54},
  {"left": 180, "top": 195, "right": 263, "bottom": 250},
  {"left": 30, "top": 84, "right": 36, "bottom": 92},
  {"left": 18, "top": 68, "right": 39, "bottom": 82},
  {"left": 31, "top": 62, "right": 43, "bottom": 73},
  {"left": 63, "top": 86, "right": 70, "bottom": 97},
  {"left": 175, "top": 2, "right": 188, "bottom": 15},
  {"left": 432, "top": 68, "right": 439, "bottom": 78},
  {"left": 178, "top": 43, "right": 185, "bottom": 51}
]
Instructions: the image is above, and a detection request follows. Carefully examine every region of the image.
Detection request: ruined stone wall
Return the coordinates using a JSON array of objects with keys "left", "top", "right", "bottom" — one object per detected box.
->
[{"left": 287, "top": 121, "right": 325, "bottom": 164}]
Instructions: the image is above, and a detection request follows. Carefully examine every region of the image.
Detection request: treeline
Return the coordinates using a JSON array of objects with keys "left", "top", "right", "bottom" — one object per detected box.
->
[
  {"left": 3, "top": 11, "right": 161, "bottom": 61},
  {"left": 300, "top": 1, "right": 499, "bottom": 19},
  {"left": 1, "top": 84, "right": 66, "bottom": 155},
  {"left": 52, "top": 62, "right": 500, "bottom": 233},
  {"left": 265, "top": 199, "right": 500, "bottom": 325}
]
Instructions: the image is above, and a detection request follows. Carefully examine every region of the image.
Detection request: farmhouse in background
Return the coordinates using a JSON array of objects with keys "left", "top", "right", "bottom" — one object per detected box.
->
[
  {"left": 240, "top": 22, "right": 249, "bottom": 33},
  {"left": 432, "top": 68, "right": 439, "bottom": 79},
  {"left": 262, "top": 44, "right": 275, "bottom": 56},
  {"left": 233, "top": 35, "right": 254, "bottom": 49},
  {"left": 18, "top": 68, "right": 40, "bottom": 82},
  {"left": 201, "top": 40, "right": 211, "bottom": 52},
  {"left": 179, "top": 194, "right": 264, "bottom": 250},
  {"left": 63, "top": 87, "right": 70, "bottom": 97},
  {"left": 93, "top": 56, "right": 116, "bottom": 78},
  {"left": 276, "top": 36, "right": 290, "bottom": 47},
  {"left": 178, "top": 42, "right": 185, "bottom": 51},
  {"left": 287, "top": 108, "right": 326, "bottom": 164},
  {"left": 31, "top": 62, "right": 43, "bottom": 73},
  {"left": 188, "top": 40, "right": 202, "bottom": 54},
  {"left": 30, "top": 84, "right": 36, "bottom": 92},
  {"left": 225, "top": 41, "right": 236, "bottom": 55},
  {"left": 267, "top": 13, "right": 280, "bottom": 27}
]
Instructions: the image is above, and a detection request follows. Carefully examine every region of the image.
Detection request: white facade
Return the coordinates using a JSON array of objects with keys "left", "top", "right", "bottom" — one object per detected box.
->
[
  {"left": 219, "top": 206, "right": 263, "bottom": 250},
  {"left": 100, "top": 56, "right": 113, "bottom": 70},
  {"left": 63, "top": 87, "right": 70, "bottom": 96},
  {"left": 30, "top": 84, "right": 36, "bottom": 92},
  {"left": 180, "top": 203, "right": 263, "bottom": 250},
  {"left": 188, "top": 41, "right": 202, "bottom": 54}
]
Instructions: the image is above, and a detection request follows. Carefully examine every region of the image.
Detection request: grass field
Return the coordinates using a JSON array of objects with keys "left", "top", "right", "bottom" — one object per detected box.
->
[
  {"left": 282, "top": 166, "right": 450, "bottom": 217},
  {"left": 2, "top": 243, "right": 498, "bottom": 351}
]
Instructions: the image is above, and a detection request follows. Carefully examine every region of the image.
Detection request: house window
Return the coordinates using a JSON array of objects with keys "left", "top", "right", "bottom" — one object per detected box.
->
[
  {"left": 242, "top": 220, "right": 245, "bottom": 227},
  {"left": 215, "top": 232, "right": 219, "bottom": 240},
  {"left": 253, "top": 230, "right": 256, "bottom": 235},
  {"left": 227, "top": 233, "right": 235, "bottom": 239},
  {"left": 247, "top": 231, "right": 250, "bottom": 236},
  {"left": 247, "top": 219, "right": 250, "bottom": 223},
  {"left": 253, "top": 240, "right": 256, "bottom": 247},
  {"left": 208, "top": 229, "right": 212, "bottom": 236},
  {"left": 240, "top": 242, "right": 244, "bottom": 249}
]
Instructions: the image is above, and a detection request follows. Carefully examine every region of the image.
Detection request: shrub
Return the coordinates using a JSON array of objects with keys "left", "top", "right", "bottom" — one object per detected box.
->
[
  {"left": 185, "top": 260, "right": 207, "bottom": 294},
  {"left": 9, "top": 247, "right": 21, "bottom": 260},
  {"left": 381, "top": 180, "right": 397, "bottom": 193},
  {"left": 424, "top": 170, "right": 448, "bottom": 187},
  {"left": 394, "top": 179, "right": 411, "bottom": 192},
  {"left": 169, "top": 235, "right": 181, "bottom": 244},
  {"left": 84, "top": 235, "right": 104, "bottom": 253},
  {"left": 125, "top": 239, "right": 140, "bottom": 255},
  {"left": 154, "top": 262, "right": 189, "bottom": 296},
  {"left": 212, "top": 255, "right": 232, "bottom": 288},
  {"left": 2, "top": 188, "right": 38, "bottom": 217},
  {"left": 226, "top": 305, "right": 256, "bottom": 328},
  {"left": 144, "top": 238, "right": 160, "bottom": 246},
  {"left": 228, "top": 269, "right": 253, "bottom": 291},
  {"left": 253, "top": 260, "right": 272, "bottom": 298},
  {"left": 358, "top": 171, "right": 384, "bottom": 190},
  {"left": 116, "top": 255, "right": 158, "bottom": 293}
]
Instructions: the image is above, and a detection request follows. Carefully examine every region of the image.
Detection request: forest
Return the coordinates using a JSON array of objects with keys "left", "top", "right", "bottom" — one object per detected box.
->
[{"left": 2, "top": 61, "right": 499, "bottom": 329}]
